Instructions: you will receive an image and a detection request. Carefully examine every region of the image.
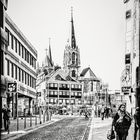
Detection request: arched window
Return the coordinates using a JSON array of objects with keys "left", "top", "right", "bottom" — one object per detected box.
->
[
  {"left": 72, "top": 52, "right": 75, "bottom": 64},
  {"left": 72, "top": 70, "right": 76, "bottom": 77}
]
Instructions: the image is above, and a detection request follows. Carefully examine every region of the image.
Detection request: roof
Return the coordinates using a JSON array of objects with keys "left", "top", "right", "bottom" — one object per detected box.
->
[{"left": 80, "top": 67, "right": 100, "bottom": 81}]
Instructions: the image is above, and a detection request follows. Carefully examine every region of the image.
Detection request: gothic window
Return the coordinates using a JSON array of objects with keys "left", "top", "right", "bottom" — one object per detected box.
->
[
  {"left": 72, "top": 52, "right": 75, "bottom": 64},
  {"left": 72, "top": 70, "right": 76, "bottom": 77}
]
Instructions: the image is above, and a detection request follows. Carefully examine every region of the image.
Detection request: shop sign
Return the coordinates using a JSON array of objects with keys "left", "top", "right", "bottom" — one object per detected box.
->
[{"left": 7, "top": 82, "right": 17, "bottom": 92}]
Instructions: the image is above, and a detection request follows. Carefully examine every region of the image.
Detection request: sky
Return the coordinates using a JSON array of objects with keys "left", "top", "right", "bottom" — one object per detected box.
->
[{"left": 7, "top": 0, "right": 126, "bottom": 90}]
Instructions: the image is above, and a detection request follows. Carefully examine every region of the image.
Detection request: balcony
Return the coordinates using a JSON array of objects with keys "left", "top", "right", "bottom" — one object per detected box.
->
[
  {"left": 71, "top": 88, "right": 82, "bottom": 91},
  {"left": 48, "top": 87, "right": 58, "bottom": 90},
  {"left": 59, "top": 87, "right": 70, "bottom": 90}
]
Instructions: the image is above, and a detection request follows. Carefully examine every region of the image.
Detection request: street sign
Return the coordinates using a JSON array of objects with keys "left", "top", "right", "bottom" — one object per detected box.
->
[
  {"left": 7, "top": 82, "right": 17, "bottom": 92},
  {"left": 37, "top": 92, "right": 41, "bottom": 97},
  {"left": 121, "top": 86, "right": 131, "bottom": 92}
]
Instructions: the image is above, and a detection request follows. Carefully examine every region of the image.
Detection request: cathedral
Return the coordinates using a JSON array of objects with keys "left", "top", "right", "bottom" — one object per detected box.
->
[
  {"left": 36, "top": 8, "right": 101, "bottom": 109},
  {"left": 63, "top": 8, "right": 81, "bottom": 80}
]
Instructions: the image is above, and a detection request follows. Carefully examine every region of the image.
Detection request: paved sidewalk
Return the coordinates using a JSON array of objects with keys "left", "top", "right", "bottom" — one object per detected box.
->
[{"left": 88, "top": 114, "right": 139, "bottom": 140}]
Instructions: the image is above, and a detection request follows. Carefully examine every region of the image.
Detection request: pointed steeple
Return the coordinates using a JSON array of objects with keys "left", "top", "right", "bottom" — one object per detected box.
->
[
  {"left": 71, "top": 7, "right": 76, "bottom": 49},
  {"left": 48, "top": 38, "right": 53, "bottom": 66},
  {"left": 44, "top": 38, "right": 54, "bottom": 68},
  {"left": 44, "top": 48, "right": 49, "bottom": 67}
]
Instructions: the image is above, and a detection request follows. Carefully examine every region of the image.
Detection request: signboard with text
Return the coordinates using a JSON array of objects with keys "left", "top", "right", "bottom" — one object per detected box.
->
[{"left": 7, "top": 82, "right": 17, "bottom": 92}]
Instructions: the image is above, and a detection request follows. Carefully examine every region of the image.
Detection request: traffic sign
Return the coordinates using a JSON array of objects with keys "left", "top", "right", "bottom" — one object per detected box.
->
[{"left": 7, "top": 82, "right": 17, "bottom": 92}]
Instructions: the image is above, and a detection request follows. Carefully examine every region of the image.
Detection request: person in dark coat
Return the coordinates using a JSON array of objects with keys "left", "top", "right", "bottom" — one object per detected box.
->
[
  {"left": 134, "top": 107, "right": 140, "bottom": 140},
  {"left": 112, "top": 103, "right": 132, "bottom": 140},
  {"left": 2, "top": 104, "right": 11, "bottom": 132}
]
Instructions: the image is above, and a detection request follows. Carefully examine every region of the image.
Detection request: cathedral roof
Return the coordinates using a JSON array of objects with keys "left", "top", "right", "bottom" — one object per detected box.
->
[{"left": 80, "top": 67, "right": 100, "bottom": 81}]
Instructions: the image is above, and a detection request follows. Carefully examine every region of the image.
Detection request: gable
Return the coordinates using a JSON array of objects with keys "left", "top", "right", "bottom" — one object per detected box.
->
[
  {"left": 66, "top": 75, "right": 76, "bottom": 82},
  {"left": 84, "top": 70, "right": 91, "bottom": 78},
  {"left": 55, "top": 74, "right": 66, "bottom": 81}
]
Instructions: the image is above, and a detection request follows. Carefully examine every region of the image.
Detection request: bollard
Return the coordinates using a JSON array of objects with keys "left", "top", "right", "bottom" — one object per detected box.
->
[
  {"left": 17, "top": 117, "right": 19, "bottom": 131},
  {"left": 24, "top": 116, "right": 26, "bottom": 129},
  {"left": 43, "top": 112, "right": 45, "bottom": 123},
  {"left": 35, "top": 115, "right": 37, "bottom": 125},
  {"left": 30, "top": 115, "right": 32, "bottom": 127}
]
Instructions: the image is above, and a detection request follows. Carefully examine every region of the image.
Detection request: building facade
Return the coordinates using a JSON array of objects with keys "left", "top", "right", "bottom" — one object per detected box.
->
[
  {"left": 1, "top": 12, "right": 37, "bottom": 118},
  {"left": 36, "top": 69, "right": 82, "bottom": 107},
  {"left": 79, "top": 67, "right": 100, "bottom": 106},
  {"left": 121, "top": 0, "right": 140, "bottom": 114}
]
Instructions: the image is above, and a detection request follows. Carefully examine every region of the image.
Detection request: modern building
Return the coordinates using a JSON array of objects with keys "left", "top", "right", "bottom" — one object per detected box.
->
[
  {"left": 121, "top": 0, "right": 140, "bottom": 114},
  {"left": 1, "top": 11, "right": 37, "bottom": 118}
]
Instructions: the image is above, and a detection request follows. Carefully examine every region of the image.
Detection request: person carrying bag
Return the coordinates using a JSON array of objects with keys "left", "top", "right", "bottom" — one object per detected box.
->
[{"left": 111, "top": 103, "right": 132, "bottom": 140}]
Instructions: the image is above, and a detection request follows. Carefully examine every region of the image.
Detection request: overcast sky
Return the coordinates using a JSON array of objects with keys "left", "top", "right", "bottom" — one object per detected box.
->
[{"left": 7, "top": 0, "right": 126, "bottom": 90}]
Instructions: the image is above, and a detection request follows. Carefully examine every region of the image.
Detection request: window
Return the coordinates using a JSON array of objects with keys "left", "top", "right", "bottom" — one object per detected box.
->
[
  {"left": 26, "top": 73, "right": 28, "bottom": 85},
  {"left": 72, "top": 70, "right": 76, "bottom": 77},
  {"left": 15, "top": 38, "right": 17, "bottom": 53},
  {"left": 24, "top": 72, "right": 26, "bottom": 84},
  {"left": 18, "top": 42, "right": 21, "bottom": 56},
  {"left": 91, "top": 82, "right": 93, "bottom": 91},
  {"left": 18, "top": 67, "right": 21, "bottom": 81},
  {"left": 27, "top": 74, "right": 29, "bottom": 86},
  {"left": 54, "top": 83, "right": 58, "bottom": 87},
  {"left": 13, "top": 37, "right": 15, "bottom": 51},
  {"left": 27, "top": 51, "right": 29, "bottom": 63},
  {"left": 22, "top": 46, "right": 24, "bottom": 58},
  {"left": 15, "top": 65, "right": 17, "bottom": 80},
  {"left": 7, "top": 59, "right": 10, "bottom": 76},
  {"left": 11, "top": 63, "right": 14, "bottom": 78},
  {"left": 29, "top": 75, "right": 31, "bottom": 87},
  {"left": 5, "top": 28, "right": 9, "bottom": 45},
  {"left": 72, "top": 52, "right": 75, "bottom": 64},
  {"left": 10, "top": 34, "right": 13, "bottom": 49},
  {"left": 22, "top": 70, "right": 24, "bottom": 83},
  {"left": 126, "top": 10, "right": 131, "bottom": 19},
  {"left": 25, "top": 49, "right": 27, "bottom": 61}
]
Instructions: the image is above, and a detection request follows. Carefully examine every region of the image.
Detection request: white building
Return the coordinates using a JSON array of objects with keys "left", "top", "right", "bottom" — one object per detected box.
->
[
  {"left": 122, "top": 0, "right": 140, "bottom": 114},
  {"left": 1, "top": 12, "right": 37, "bottom": 117}
]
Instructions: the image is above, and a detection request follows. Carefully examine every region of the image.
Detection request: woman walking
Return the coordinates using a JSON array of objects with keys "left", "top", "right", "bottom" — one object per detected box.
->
[{"left": 112, "top": 103, "right": 132, "bottom": 140}]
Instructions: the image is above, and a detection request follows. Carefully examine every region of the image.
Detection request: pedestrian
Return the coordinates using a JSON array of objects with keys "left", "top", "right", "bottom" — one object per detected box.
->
[
  {"left": 101, "top": 105, "right": 105, "bottom": 120},
  {"left": 2, "top": 104, "right": 11, "bottom": 133},
  {"left": 112, "top": 103, "right": 132, "bottom": 140},
  {"left": 134, "top": 107, "right": 140, "bottom": 140}
]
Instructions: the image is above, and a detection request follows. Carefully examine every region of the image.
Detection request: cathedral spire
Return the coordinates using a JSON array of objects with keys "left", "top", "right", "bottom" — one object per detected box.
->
[
  {"left": 48, "top": 38, "right": 53, "bottom": 66},
  {"left": 71, "top": 7, "right": 76, "bottom": 49}
]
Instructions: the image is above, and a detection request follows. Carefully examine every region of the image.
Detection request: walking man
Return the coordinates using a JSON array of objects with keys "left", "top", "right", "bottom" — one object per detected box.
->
[{"left": 2, "top": 104, "right": 11, "bottom": 133}]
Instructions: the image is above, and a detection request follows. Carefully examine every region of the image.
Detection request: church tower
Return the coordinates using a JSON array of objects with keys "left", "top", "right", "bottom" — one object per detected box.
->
[
  {"left": 42, "top": 38, "right": 54, "bottom": 74},
  {"left": 63, "top": 8, "right": 81, "bottom": 79}
]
